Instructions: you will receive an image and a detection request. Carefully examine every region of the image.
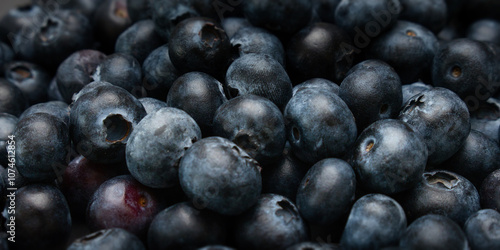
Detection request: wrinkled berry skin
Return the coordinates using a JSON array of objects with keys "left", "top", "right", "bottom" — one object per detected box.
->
[
  {"left": 115, "top": 19, "right": 164, "bottom": 64},
  {"left": 169, "top": 17, "right": 231, "bottom": 78},
  {"left": 296, "top": 158, "right": 356, "bottom": 225},
  {"left": 142, "top": 44, "right": 179, "bottom": 100},
  {"left": 138, "top": 97, "right": 168, "bottom": 114},
  {"left": 233, "top": 194, "right": 309, "bottom": 250},
  {"left": 399, "top": 87, "right": 470, "bottom": 166},
  {"left": 167, "top": 72, "right": 227, "bottom": 136},
  {"left": 56, "top": 49, "right": 107, "bottom": 103},
  {"left": 464, "top": 209, "right": 500, "bottom": 250},
  {"left": 86, "top": 175, "right": 166, "bottom": 239},
  {"left": 19, "top": 101, "right": 70, "bottom": 126},
  {"left": 67, "top": 228, "right": 146, "bottom": 250},
  {"left": 213, "top": 95, "right": 286, "bottom": 166},
  {"left": 398, "top": 170, "right": 480, "bottom": 226},
  {"left": 13, "top": 184, "right": 72, "bottom": 250},
  {"left": 242, "top": 0, "right": 312, "bottom": 35},
  {"left": 401, "top": 82, "right": 432, "bottom": 107},
  {"left": 14, "top": 113, "right": 70, "bottom": 182},
  {"left": 70, "top": 84, "right": 147, "bottom": 164},
  {"left": 480, "top": 169, "right": 500, "bottom": 211},
  {"left": 225, "top": 53, "right": 293, "bottom": 111},
  {"left": 286, "top": 22, "right": 354, "bottom": 84},
  {"left": 399, "top": 214, "right": 468, "bottom": 250},
  {"left": 339, "top": 60, "right": 402, "bottom": 131},
  {"left": 148, "top": 202, "right": 227, "bottom": 250},
  {"left": 179, "top": 137, "right": 262, "bottom": 215},
  {"left": 0, "top": 113, "right": 17, "bottom": 167},
  {"left": 340, "top": 193, "right": 407, "bottom": 250},
  {"left": 0, "top": 78, "right": 29, "bottom": 116},
  {"left": 93, "top": 53, "right": 143, "bottom": 94},
  {"left": 231, "top": 26, "right": 285, "bottom": 66},
  {"left": 349, "top": 119, "right": 428, "bottom": 194},
  {"left": 126, "top": 107, "right": 201, "bottom": 189},
  {"left": 284, "top": 88, "right": 357, "bottom": 164},
  {"left": 4, "top": 60, "right": 51, "bottom": 105}
]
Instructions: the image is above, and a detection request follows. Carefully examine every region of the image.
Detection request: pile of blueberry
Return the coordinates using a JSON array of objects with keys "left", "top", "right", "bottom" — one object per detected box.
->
[{"left": 1, "top": 0, "right": 500, "bottom": 249}]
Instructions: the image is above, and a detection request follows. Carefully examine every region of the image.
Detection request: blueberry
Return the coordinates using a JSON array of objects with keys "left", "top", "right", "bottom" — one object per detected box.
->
[
  {"left": 213, "top": 94, "right": 286, "bottom": 165},
  {"left": 242, "top": 0, "right": 312, "bottom": 35},
  {"left": 225, "top": 53, "right": 293, "bottom": 111},
  {"left": 284, "top": 87, "right": 357, "bottom": 164},
  {"left": 467, "top": 19, "right": 500, "bottom": 45},
  {"left": 401, "top": 82, "right": 432, "bottom": 107},
  {"left": 18, "top": 100, "right": 70, "bottom": 126},
  {"left": 368, "top": 21, "right": 439, "bottom": 84},
  {"left": 286, "top": 241, "right": 339, "bottom": 250},
  {"left": 0, "top": 77, "right": 29, "bottom": 116},
  {"left": 287, "top": 22, "right": 354, "bottom": 84},
  {"left": 35, "top": 0, "right": 102, "bottom": 18},
  {"left": 11, "top": 184, "right": 72, "bottom": 250},
  {"left": 292, "top": 78, "right": 340, "bottom": 97},
  {"left": 3, "top": 60, "right": 51, "bottom": 105},
  {"left": 441, "top": 130, "right": 500, "bottom": 188},
  {"left": 56, "top": 49, "right": 107, "bottom": 103},
  {"left": 0, "top": 42, "right": 14, "bottom": 72},
  {"left": 67, "top": 228, "right": 146, "bottom": 250},
  {"left": 86, "top": 175, "right": 167, "bottom": 239},
  {"left": 151, "top": 0, "right": 199, "bottom": 41},
  {"left": 399, "top": 87, "right": 470, "bottom": 166},
  {"left": 432, "top": 38, "right": 499, "bottom": 100},
  {"left": 60, "top": 155, "right": 126, "bottom": 218},
  {"left": 127, "top": 0, "right": 151, "bottom": 22},
  {"left": 0, "top": 4, "right": 43, "bottom": 44},
  {"left": 141, "top": 44, "right": 180, "bottom": 100},
  {"left": 398, "top": 0, "right": 447, "bottom": 33},
  {"left": 296, "top": 158, "right": 356, "bottom": 225},
  {"left": 70, "top": 84, "right": 146, "bottom": 164},
  {"left": 261, "top": 146, "right": 310, "bottom": 202},
  {"left": 397, "top": 170, "right": 480, "bottom": 226},
  {"left": 147, "top": 202, "right": 227, "bottom": 250},
  {"left": 197, "top": 246, "right": 236, "bottom": 250},
  {"left": 233, "top": 194, "right": 309, "bottom": 249},
  {"left": 221, "top": 17, "right": 252, "bottom": 39},
  {"left": 464, "top": 209, "right": 500, "bottom": 250},
  {"left": 47, "top": 77, "right": 65, "bottom": 102},
  {"left": 14, "top": 112, "right": 70, "bottom": 182},
  {"left": 472, "top": 98, "right": 500, "bottom": 142},
  {"left": 399, "top": 214, "right": 468, "bottom": 250},
  {"left": 138, "top": 97, "right": 168, "bottom": 114},
  {"left": 231, "top": 26, "right": 285, "bottom": 66},
  {"left": 340, "top": 193, "right": 407, "bottom": 250},
  {"left": 167, "top": 71, "right": 227, "bottom": 136},
  {"left": 480, "top": 169, "right": 500, "bottom": 211},
  {"left": 179, "top": 137, "right": 262, "bottom": 215},
  {"left": 93, "top": 0, "right": 132, "bottom": 53},
  {"left": 169, "top": 17, "right": 231, "bottom": 79},
  {"left": 313, "top": 0, "right": 341, "bottom": 24},
  {"left": 93, "top": 53, "right": 143, "bottom": 95},
  {"left": 339, "top": 60, "right": 402, "bottom": 130},
  {"left": 115, "top": 19, "right": 165, "bottom": 64},
  {"left": 0, "top": 113, "right": 17, "bottom": 167},
  {"left": 126, "top": 107, "right": 201, "bottom": 188}
]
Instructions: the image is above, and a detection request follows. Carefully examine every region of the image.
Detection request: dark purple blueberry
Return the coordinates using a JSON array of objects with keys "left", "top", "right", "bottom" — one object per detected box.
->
[
  {"left": 0, "top": 78, "right": 29, "bottom": 116},
  {"left": 464, "top": 209, "right": 500, "bottom": 250},
  {"left": 286, "top": 242, "right": 340, "bottom": 250},
  {"left": 401, "top": 82, "right": 433, "bottom": 107},
  {"left": 441, "top": 130, "right": 500, "bottom": 188},
  {"left": 286, "top": 22, "right": 354, "bottom": 84},
  {"left": 3, "top": 61, "right": 51, "bottom": 105},
  {"left": 284, "top": 87, "right": 357, "bottom": 164},
  {"left": 296, "top": 158, "right": 356, "bottom": 225},
  {"left": 398, "top": 0, "right": 447, "bottom": 33},
  {"left": 399, "top": 87, "right": 471, "bottom": 166},
  {"left": 368, "top": 21, "right": 439, "bottom": 84},
  {"left": 12, "top": 184, "right": 72, "bottom": 250},
  {"left": 470, "top": 98, "right": 500, "bottom": 143},
  {"left": 0, "top": 4, "right": 43, "bottom": 44},
  {"left": 34, "top": 0, "right": 102, "bottom": 18},
  {"left": 127, "top": 0, "right": 151, "bottom": 22},
  {"left": 115, "top": 19, "right": 165, "bottom": 64},
  {"left": 339, "top": 60, "right": 402, "bottom": 130},
  {"left": 14, "top": 113, "right": 70, "bottom": 182},
  {"left": 126, "top": 107, "right": 201, "bottom": 188},
  {"left": 399, "top": 214, "right": 468, "bottom": 250},
  {"left": 167, "top": 71, "right": 227, "bottom": 136},
  {"left": 151, "top": 0, "right": 199, "bottom": 41},
  {"left": 213, "top": 94, "right": 285, "bottom": 165},
  {"left": 141, "top": 44, "right": 179, "bottom": 100},
  {"left": 69, "top": 84, "right": 147, "bottom": 164},
  {"left": 60, "top": 155, "right": 126, "bottom": 218},
  {"left": 86, "top": 175, "right": 166, "bottom": 239},
  {"left": 147, "top": 202, "right": 227, "bottom": 250},
  {"left": 0, "top": 113, "right": 17, "bottom": 167},
  {"left": 93, "top": 0, "right": 132, "bottom": 53},
  {"left": 18, "top": 100, "right": 69, "bottom": 126},
  {"left": 93, "top": 53, "right": 143, "bottom": 95},
  {"left": 340, "top": 194, "right": 407, "bottom": 250},
  {"left": 138, "top": 97, "right": 168, "bottom": 114},
  {"left": 233, "top": 194, "right": 309, "bottom": 250},
  {"left": 349, "top": 119, "right": 428, "bottom": 194},
  {"left": 467, "top": 19, "right": 500, "bottom": 45},
  {"left": 56, "top": 49, "right": 107, "bottom": 103},
  {"left": 47, "top": 77, "right": 65, "bottom": 102},
  {"left": 67, "top": 228, "right": 146, "bottom": 250},
  {"left": 397, "top": 170, "right": 480, "bottom": 226},
  {"left": 0, "top": 42, "right": 14, "bottom": 72},
  {"left": 480, "top": 169, "right": 500, "bottom": 211},
  {"left": 179, "top": 137, "right": 262, "bottom": 215},
  {"left": 221, "top": 17, "right": 252, "bottom": 39},
  {"left": 230, "top": 26, "right": 285, "bottom": 66},
  {"left": 169, "top": 17, "right": 231, "bottom": 79},
  {"left": 242, "top": 0, "right": 312, "bottom": 35},
  {"left": 292, "top": 78, "right": 340, "bottom": 97},
  {"left": 225, "top": 53, "right": 293, "bottom": 111}
]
